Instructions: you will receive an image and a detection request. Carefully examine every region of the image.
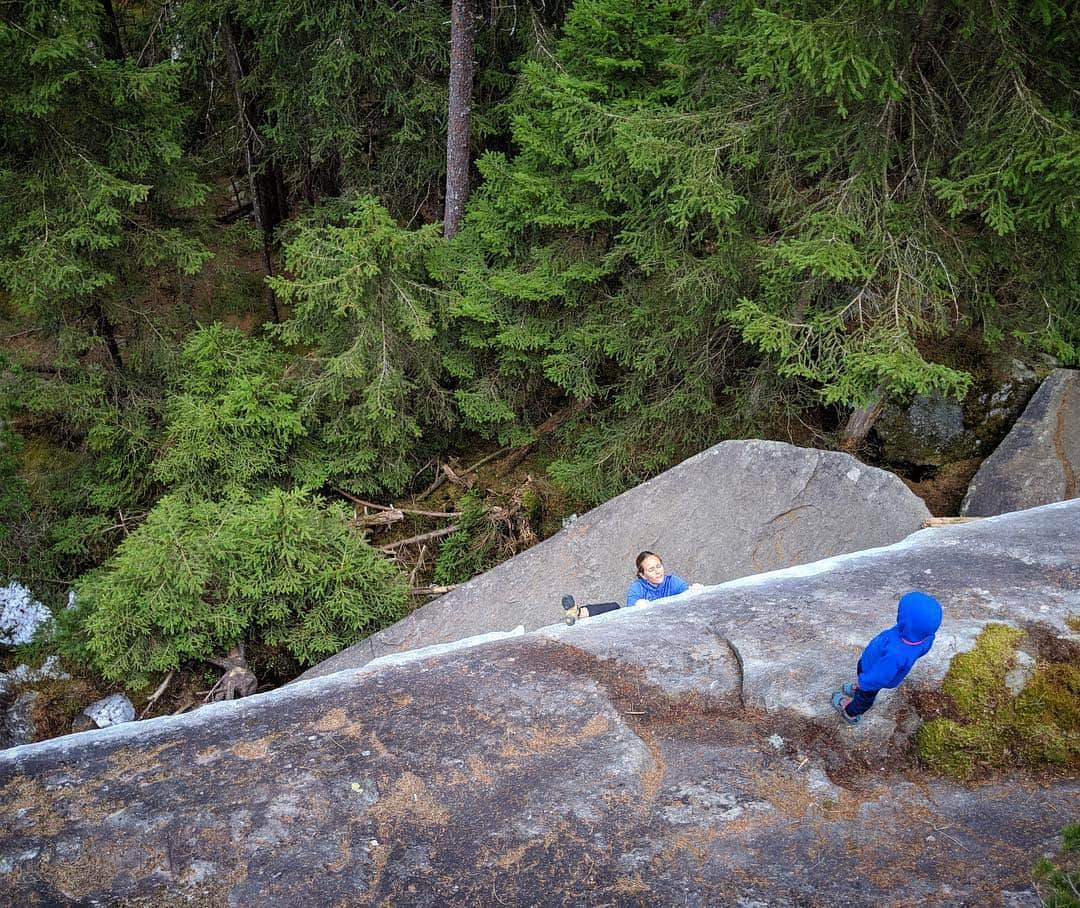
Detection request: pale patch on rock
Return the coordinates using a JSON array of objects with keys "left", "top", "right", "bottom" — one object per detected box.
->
[
  {"left": 0, "top": 582, "right": 52, "bottom": 647},
  {"left": 76, "top": 694, "right": 135, "bottom": 730},
  {"left": 1004, "top": 651, "right": 1036, "bottom": 696}
]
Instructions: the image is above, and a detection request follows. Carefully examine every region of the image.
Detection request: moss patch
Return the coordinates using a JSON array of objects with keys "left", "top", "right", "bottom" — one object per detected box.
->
[{"left": 916, "top": 624, "right": 1080, "bottom": 779}]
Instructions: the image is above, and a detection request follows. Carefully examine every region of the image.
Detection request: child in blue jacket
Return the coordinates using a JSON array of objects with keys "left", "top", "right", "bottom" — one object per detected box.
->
[{"left": 831, "top": 591, "right": 943, "bottom": 725}]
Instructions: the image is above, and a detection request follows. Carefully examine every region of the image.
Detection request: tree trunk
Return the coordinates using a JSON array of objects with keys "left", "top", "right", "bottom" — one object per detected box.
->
[
  {"left": 92, "top": 301, "right": 124, "bottom": 372},
  {"left": 221, "top": 15, "right": 281, "bottom": 324},
  {"left": 99, "top": 0, "right": 126, "bottom": 60},
  {"left": 444, "top": 0, "right": 477, "bottom": 239},
  {"left": 841, "top": 390, "right": 885, "bottom": 449}
]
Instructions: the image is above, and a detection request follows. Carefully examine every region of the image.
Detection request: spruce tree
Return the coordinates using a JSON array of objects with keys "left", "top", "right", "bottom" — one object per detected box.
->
[
  {"left": 437, "top": 0, "right": 1079, "bottom": 500},
  {"left": 0, "top": 0, "right": 210, "bottom": 351}
]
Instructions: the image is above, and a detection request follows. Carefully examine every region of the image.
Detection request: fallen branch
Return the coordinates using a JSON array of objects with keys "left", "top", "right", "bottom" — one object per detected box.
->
[
  {"left": 379, "top": 524, "right": 460, "bottom": 552},
  {"left": 440, "top": 462, "right": 472, "bottom": 488},
  {"left": 416, "top": 459, "right": 446, "bottom": 499},
  {"left": 414, "top": 446, "right": 513, "bottom": 500},
  {"left": 840, "top": 388, "right": 884, "bottom": 450},
  {"left": 216, "top": 201, "right": 252, "bottom": 224},
  {"left": 139, "top": 670, "right": 175, "bottom": 719},
  {"left": 335, "top": 488, "right": 458, "bottom": 519},
  {"left": 921, "top": 517, "right": 983, "bottom": 528},
  {"left": 356, "top": 508, "right": 405, "bottom": 528},
  {"left": 497, "top": 399, "right": 591, "bottom": 476},
  {"left": 409, "top": 584, "right": 459, "bottom": 596},
  {"left": 409, "top": 544, "right": 428, "bottom": 586}
]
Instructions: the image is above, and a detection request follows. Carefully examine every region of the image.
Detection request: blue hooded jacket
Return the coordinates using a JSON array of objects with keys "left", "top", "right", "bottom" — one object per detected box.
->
[
  {"left": 856, "top": 591, "right": 943, "bottom": 691},
  {"left": 626, "top": 574, "right": 689, "bottom": 607}
]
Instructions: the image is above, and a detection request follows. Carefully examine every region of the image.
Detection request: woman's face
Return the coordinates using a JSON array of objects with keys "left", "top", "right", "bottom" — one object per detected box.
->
[{"left": 638, "top": 555, "right": 664, "bottom": 582}]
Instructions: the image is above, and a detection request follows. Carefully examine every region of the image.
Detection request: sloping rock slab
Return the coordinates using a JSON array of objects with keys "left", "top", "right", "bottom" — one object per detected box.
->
[
  {"left": 2, "top": 502, "right": 1077, "bottom": 906},
  {"left": 963, "top": 368, "right": 1080, "bottom": 516},
  {"left": 303, "top": 440, "right": 930, "bottom": 679}
]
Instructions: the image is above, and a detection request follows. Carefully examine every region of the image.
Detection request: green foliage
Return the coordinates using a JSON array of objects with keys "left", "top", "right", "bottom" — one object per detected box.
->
[
  {"left": 0, "top": 0, "right": 212, "bottom": 585},
  {"left": 916, "top": 624, "right": 1079, "bottom": 779},
  {"left": 270, "top": 196, "right": 451, "bottom": 494},
  {"left": 0, "top": 414, "right": 27, "bottom": 552},
  {"left": 73, "top": 490, "right": 409, "bottom": 687},
  {"left": 1033, "top": 823, "right": 1080, "bottom": 908},
  {"left": 178, "top": 0, "right": 535, "bottom": 217},
  {"left": 0, "top": 348, "right": 167, "bottom": 586},
  {"left": 435, "top": 0, "right": 1080, "bottom": 503},
  {"left": 0, "top": 0, "right": 210, "bottom": 325},
  {"left": 154, "top": 325, "right": 303, "bottom": 496},
  {"left": 436, "top": 0, "right": 757, "bottom": 496},
  {"left": 433, "top": 492, "right": 497, "bottom": 586}
]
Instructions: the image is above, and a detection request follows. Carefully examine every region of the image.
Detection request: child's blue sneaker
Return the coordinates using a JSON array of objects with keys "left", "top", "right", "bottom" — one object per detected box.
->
[
  {"left": 831, "top": 691, "right": 860, "bottom": 725},
  {"left": 841, "top": 682, "right": 856, "bottom": 698},
  {"left": 562, "top": 594, "right": 579, "bottom": 626}
]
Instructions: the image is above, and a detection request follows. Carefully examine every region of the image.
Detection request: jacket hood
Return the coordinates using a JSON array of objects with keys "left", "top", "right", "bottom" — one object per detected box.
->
[{"left": 896, "top": 591, "right": 942, "bottom": 642}]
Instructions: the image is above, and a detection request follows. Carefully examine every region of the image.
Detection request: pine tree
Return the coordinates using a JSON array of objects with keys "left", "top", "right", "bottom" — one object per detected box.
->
[
  {"left": 436, "top": 0, "right": 1080, "bottom": 500},
  {"left": 0, "top": 0, "right": 210, "bottom": 353},
  {"left": 268, "top": 196, "right": 451, "bottom": 495},
  {"left": 0, "top": 0, "right": 214, "bottom": 579},
  {"left": 73, "top": 490, "right": 409, "bottom": 686}
]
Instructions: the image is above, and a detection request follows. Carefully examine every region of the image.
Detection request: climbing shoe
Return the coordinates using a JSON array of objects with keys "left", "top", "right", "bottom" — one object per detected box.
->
[
  {"left": 841, "top": 682, "right": 857, "bottom": 698},
  {"left": 831, "top": 691, "right": 860, "bottom": 725},
  {"left": 562, "top": 594, "right": 580, "bottom": 626}
]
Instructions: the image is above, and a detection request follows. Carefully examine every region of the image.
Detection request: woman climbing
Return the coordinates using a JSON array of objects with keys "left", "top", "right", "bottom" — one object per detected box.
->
[{"left": 561, "top": 550, "right": 701, "bottom": 625}]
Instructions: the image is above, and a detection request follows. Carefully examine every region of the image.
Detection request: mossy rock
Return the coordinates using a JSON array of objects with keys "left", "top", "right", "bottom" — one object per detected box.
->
[
  {"left": 874, "top": 361, "right": 1040, "bottom": 468},
  {"left": 916, "top": 623, "right": 1079, "bottom": 779}
]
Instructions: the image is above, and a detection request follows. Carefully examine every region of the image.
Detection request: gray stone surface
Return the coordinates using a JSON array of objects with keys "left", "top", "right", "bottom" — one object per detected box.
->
[
  {"left": 74, "top": 693, "right": 135, "bottom": 731},
  {"left": 1, "top": 500, "right": 1077, "bottom": 906},
  {"left": 0, "top": 658, "right": 69, "bottom": 750},
  {"left": 962, "top": 369, "right": 1080, "bottom": 516},
  {"left": 0, "top": 581, "right": 51, "bottom": 647},
  {"left": 0, "top": 692, "right": 38, "bottom": 750},
  {"left": 303, "top": 440, "right": 930, "bottom": 680},
  {"left": 875, "top": 364, "right": 1041, "bottom": 468}
]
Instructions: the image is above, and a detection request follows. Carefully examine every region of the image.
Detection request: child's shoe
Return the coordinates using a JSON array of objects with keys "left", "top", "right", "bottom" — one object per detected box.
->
[
  {"left": 830, "top": 691, "right": 860, "bottom": 725},
  {"left": 562, "top": 594, "right": 580, "bottom": 626},
  {"left": 841, "top": 682, "right": 857, "bottom": 698}
]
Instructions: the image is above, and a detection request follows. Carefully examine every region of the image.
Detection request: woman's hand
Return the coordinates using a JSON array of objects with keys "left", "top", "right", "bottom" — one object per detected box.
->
[
  {"left": 633, "top": 598, "right": 649, "bottom": 608},
  {"left": 689, "top": 583, "right": 704, "bottom": 592}
]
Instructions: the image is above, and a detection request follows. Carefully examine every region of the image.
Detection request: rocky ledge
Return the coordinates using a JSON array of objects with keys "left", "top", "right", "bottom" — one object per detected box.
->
[{"left": 1, "top": 501, "right": 1077, "bottom": 906}]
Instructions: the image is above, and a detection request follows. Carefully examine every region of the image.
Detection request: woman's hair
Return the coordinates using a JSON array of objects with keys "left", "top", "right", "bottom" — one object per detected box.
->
[{"left": 635, "top": 550, "right": 661, "bottom": 575}]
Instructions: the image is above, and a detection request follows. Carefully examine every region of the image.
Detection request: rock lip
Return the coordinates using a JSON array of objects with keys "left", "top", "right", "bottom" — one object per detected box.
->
[
  {"left": 962, "top": 369, "right": 1080, "bottom": 515},
  {"left": 1, "top": 501, "right": 1077, "bottom": 906},
  {"left": 303, "top": 440, "right": 930, "bottom": 680}
]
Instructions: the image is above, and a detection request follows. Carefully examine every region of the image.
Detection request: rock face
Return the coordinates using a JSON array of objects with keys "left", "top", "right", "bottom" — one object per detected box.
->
[
  {"left": 962, "top": 369, "right": 1080, "bottom": 516},
  {"left": 0, "top": 692, "right": 38, "bottom": 750},
  {"left": 0, "top": 657, "right": 69, "bottom": 749},
  {"left": 303, "top": 440, "right": 930, "bottom": 680},
  {"left": 874, "top": 360, "right": 1042, "bottom": 468},
  {"left": 2, "top": 501, "right": 1077, "bottom": 906}
]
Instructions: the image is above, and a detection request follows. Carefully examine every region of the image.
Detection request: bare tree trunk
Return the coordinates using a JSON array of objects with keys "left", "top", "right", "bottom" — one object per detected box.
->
[
  {"left": 92, "top": 301, "right": 124, "bottom": 372},
  {"left": 841, "top": 390, "right": 885, "bottom": 449},
  {"left": 444, "top": 0, "right": 477, "bottom": 239},
  {"left": 221, "top": 15, "right": 281, "bottom": 324},
  {"left": 99, "top": 0, "right": 127, "bottom": 60}
]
